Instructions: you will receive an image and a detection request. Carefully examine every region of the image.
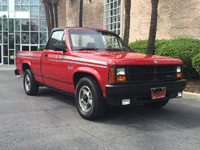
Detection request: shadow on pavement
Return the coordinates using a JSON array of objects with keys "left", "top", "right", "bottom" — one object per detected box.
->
[
  {"left": 35, "top": 87, "right": 200, "bottom": 132},
  {"left": 96, "top": 100, "right": 200, "bottom": 132},
  {"left": 36, "top": 87, "right": 76, "bottom": 107}
]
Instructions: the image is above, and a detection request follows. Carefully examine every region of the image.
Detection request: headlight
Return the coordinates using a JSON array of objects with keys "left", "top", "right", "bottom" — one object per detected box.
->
[
  {"left": 177, "top": 66, "right": 181, "bottom": 72},
  {"left": 176, "top": 66, "right": 182, "bottom": 78},
  {"left": 117, "top": 68, "right": 126, "bottom": 75},
  {"left": 109, "top": 67, "right": 127, "bottom": 83}
]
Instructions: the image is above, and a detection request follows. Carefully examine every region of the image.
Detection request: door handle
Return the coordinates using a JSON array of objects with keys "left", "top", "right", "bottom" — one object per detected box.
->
[{"left": 45, "top": 54, "right": 48, "bottom": 57}]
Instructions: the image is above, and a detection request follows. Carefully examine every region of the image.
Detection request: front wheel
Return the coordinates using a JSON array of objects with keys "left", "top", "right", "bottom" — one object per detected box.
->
[
  {"left": 75, "top": 77, "right": 105, "bottom": 120},
  {"left": 23, "top": 69, "right": 39, "bottom": 95},
  {"left": 144, "top": 99, "right": 169, "bottom": 108}
]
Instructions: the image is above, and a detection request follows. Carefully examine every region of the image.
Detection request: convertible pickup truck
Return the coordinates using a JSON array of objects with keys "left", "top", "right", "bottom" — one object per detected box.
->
[{"left": 15, "top": 26, "right": 186, "bottom": 120}]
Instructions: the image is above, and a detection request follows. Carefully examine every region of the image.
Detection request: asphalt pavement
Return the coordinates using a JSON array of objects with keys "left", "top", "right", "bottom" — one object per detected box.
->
[{"left": 0, "top": 69, "right": 200, "bottom": 150}]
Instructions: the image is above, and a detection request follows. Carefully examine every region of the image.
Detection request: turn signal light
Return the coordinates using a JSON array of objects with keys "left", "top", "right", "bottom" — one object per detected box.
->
[
  {"left": 177, "top": 73, "right": 182, "bottom": 78},
  {"left": 109, "top": 67, "right": 115, "bottom": 83},
  {"left": 117, "top": 76, "right": 126, "bottom": 82}
]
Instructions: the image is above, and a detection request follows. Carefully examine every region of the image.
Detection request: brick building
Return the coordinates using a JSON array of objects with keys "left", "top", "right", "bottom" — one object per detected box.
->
[
  {"left": 58, "top": 0, "right": 200, "bottom": 43},
  {"left": 1, "top": 0, "right": 199, "bottom": 65}
]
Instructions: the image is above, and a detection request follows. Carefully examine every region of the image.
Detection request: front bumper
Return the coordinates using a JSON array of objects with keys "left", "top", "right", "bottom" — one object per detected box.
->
[
  {"left": 14, "top": 69, "right": 23, "bottom": 78},
  {"left": 14, "top": 69, "right": 19, "bottom": 75},
  {"left": 105, "top": 79, "right": 186, "bottom": 106}
]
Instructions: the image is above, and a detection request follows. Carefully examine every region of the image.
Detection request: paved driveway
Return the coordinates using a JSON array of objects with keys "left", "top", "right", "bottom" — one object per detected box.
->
[{"left": 0, "top": 70, "right": 200, "bottom": 150}]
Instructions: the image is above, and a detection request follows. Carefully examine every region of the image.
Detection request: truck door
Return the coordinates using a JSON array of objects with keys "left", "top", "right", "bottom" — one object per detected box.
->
[{"left": 41, "top": 30, "right": 68, "bottom": 91}]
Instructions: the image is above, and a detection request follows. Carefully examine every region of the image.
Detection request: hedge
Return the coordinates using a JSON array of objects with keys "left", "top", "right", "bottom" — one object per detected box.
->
[
  {"left": 128, "top": 38, "right": 200, "bottom": 79},
  {"left": 192, "top": 53, "right": 200, "bottom": 75},
  {"left": 37, "top": 47, "right": 44, "bottom": 51}
]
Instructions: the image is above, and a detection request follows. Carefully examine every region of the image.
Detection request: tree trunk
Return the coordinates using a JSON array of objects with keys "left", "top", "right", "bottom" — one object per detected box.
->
[
  {"left": 54, "top": 3, "right": 58, "bottom": 28},
  {"left": 42, "top": 0, "right": 52, "bottom": 38},
  {"left": 146, "top": 0, "right": 159, "bottom": 55},
  {"left": 79, "top": 0, "right": 83, "bottom": 27},
  {"left": 49, "top": 2, "right": 54, "bottom": 29},
  {"left": 123, "top": 0, "right": 131, "bottom": 44}
]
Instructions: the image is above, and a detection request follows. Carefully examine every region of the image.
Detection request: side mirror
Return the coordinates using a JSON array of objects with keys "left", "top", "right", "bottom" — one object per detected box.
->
[{"left": 53, "top": 44, "right": 67, "bottom": 52}]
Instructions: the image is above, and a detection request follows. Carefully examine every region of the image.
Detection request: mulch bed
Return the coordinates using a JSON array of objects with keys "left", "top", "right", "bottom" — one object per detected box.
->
[{"left": 183, "top": 79, "right": 200, "bottom": 94}]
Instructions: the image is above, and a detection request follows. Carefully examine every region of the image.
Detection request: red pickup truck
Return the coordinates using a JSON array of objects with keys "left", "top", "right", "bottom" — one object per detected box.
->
[{"left": 15, "top": 27, "right": 186, "bottom": 120}]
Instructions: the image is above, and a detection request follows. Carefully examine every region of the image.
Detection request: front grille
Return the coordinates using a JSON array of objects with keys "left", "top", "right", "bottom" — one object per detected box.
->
[{"left": 127, "top": 65, "right": 177, "bottom": 83}]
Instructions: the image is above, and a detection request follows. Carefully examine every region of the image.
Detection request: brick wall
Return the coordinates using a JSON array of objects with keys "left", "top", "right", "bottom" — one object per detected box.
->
[
  {"left": 129, "top": 0, "right": 150, "bottom": 43},
  {"left": 57, "top": 0, "right": 200, "bottom": 44},
  {"left": 65, "top": 0, "right": 104, "bottom": 29},
  {"left": 82, "top": 0, "right": 104, "bottom": 29},
  {"left": 164, "top": 0, "right": 200, "bottom": 40},
  {"left": 57, "top": 0, "right": 66, "bottom": 27},
  {"left": 129, "top": 0, "right": 200, "bottom": 43}
]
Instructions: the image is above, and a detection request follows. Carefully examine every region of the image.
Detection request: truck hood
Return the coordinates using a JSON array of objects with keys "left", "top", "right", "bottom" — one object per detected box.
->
[{"left": 73, "top": 50, "right": 183, "bottom": 65}]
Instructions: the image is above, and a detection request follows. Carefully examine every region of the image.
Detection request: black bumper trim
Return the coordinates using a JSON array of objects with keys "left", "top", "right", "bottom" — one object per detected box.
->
[
  {"left": 105, "top": 79, "right": 186, "bottom": 106},
  {"left": 14, "top": 69, "right": 19, "bottom": 75}
]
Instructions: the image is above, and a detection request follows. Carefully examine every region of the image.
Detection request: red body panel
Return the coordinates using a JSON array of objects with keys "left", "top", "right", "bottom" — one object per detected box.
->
[{"left": 16, "top": 28, "right": 183, "bottom": 97}]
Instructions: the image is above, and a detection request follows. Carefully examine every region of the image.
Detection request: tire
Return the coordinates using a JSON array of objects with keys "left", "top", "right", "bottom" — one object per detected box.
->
[
  {"left": 23, "top": 69, "right": 39, "bottom": 95},
  {"left": 144, "top": 99, "right": 169, "bottom": 108},
  {"left": 75, "top": 77, "right": 105, "bottom": 120}
]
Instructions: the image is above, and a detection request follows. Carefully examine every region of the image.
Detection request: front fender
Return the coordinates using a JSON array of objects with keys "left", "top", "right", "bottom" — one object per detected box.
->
[{"left": 72, "top": 66, "right": 103, "bottom": 89}]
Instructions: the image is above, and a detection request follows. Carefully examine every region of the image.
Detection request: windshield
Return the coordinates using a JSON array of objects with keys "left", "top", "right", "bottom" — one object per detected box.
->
[{"left": 68, "top": 29, "right": 133, "bottom": 52}]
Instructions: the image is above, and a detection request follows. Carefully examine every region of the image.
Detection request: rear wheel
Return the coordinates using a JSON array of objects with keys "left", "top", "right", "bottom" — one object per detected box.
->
[
  {"left": 144, "top": 99, "right": 169, "bottom": 108},
  {"left": 75, "top": 77, "right": 105, "bottom": 120},
  {"left": 23, "top": 69, "right": 39, "bottom": 95}
]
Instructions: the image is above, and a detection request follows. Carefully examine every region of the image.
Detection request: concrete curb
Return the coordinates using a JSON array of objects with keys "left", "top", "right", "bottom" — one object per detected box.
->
[
  {"left": 182, "top": 91, "right": 200, "bottom": 101},
  {"left": 0, "top": 65, "right": 16, "bottom": 71},
  {"left": 0, "top": 68, "right": 16, "bottom": 70}
]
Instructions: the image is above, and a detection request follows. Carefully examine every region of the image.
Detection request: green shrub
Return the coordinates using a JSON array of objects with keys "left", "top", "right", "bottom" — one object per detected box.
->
[
  {"left": 192, "top": 53, "right": 200, "bottom": 75},
  {"left": 128, "top": 39, "right": 168, "bottom": 54},
  {"left": 156, "top": 38, "right": 200, "bottom": 79},
  {"left": 129, "top": 38, "right": 200, "bottom": 79},
  {"left": 128, "top": 39, "right": 148, "bottom": 54},
  {"left": 37, "top": 47, "right": 44, "bottom": 51}
]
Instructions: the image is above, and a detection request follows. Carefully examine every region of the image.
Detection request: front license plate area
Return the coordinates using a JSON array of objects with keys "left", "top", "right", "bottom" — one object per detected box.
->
[{"left": 151, "top": 87, "right": 166, "bottom": 99}]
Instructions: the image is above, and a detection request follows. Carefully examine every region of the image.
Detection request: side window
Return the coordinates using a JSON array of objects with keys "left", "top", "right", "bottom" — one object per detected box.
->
[
  {"left": 71, "top": 34, "right": 79, "bottom": 47},
  {"left": 47, "top": 31, "right": 64, "bottom": 50}
]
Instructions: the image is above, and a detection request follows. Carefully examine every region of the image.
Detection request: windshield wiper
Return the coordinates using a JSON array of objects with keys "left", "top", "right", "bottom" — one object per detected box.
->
[
  {"left": 105, "top": 48, "right": 134, "bottom": 52},
  {"left": 105, "top": 48, "right": 123, "bottom": 51},
  {"left": 76, "top": 48, "right": 99, "bottom": 51}
]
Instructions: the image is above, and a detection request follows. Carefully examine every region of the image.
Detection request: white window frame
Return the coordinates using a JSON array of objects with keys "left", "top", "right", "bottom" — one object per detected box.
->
[
  {"left": 104, "top": 0, "right": 122, "bottom": 37},
  {"left": 0, "top": 0, "right": 48, "bottom": 65},
  {"left": 20, "top": 44, "right": 39, "bottom": 52}
]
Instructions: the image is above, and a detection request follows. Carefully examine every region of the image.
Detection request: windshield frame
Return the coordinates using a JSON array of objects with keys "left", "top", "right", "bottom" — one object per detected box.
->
[{"left": 68, "top": 29, "right": 134, "bottom": 52}]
